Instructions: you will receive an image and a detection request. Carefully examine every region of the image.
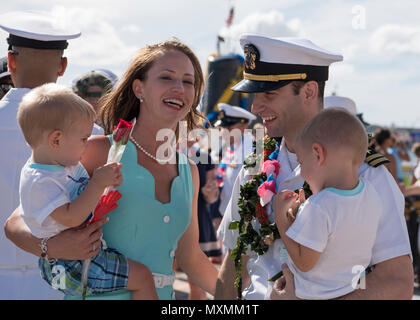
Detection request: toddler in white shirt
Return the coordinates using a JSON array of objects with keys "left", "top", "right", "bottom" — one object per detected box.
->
[
  {"left": 17, "top": 83, "right": 157, "bottom": 299},
  {"left": 273, "top": 107, "right": 383, "bottom": 299}
]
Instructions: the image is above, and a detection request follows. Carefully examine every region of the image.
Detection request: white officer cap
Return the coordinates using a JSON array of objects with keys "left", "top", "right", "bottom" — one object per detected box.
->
[
  {"left": 232, "top": 34, "right": 343, "bottom": 93},
  {"left": 95, "top": 69, "right": 118, "bottom": 85},
  {"left": 324, "top": 95, "right": 370, "bottom": 127},
  {"left": 72, "top": 69, "right": 118, "bottom": 96},
  {"left": 214, "top": 103, "right": 257, "bottom": 127},
  {"left": 0, "top": 11, "right": 81, "bottom": 50},
  {"left": 324, "top": 96, "right": 357, "bottom": 115}
]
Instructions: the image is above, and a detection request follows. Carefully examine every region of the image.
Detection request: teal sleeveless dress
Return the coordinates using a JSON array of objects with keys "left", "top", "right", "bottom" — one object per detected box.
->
[{"left": 65, "top": 138, "right": 193, "bottom": 300}]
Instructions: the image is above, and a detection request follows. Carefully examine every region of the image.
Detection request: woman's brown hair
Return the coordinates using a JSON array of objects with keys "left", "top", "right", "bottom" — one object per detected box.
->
[
  {"left": 371, "top": 128, "right": 391, "bottom": 148},
  {"left": 98, "top": 39, "right": 205, "bottom": 136}
]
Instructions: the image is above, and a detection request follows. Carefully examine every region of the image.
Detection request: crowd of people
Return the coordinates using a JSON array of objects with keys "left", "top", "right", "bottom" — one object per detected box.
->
[{"left": 0, "top": 10, "right": 416, "bottom": 300}]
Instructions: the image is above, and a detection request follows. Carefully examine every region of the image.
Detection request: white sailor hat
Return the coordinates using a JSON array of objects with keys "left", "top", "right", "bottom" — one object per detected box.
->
[
  {"left": 324, "top": 95, "right": 370, "bottom": 126},
  {"left": 0, "top": 11, "right": 81, "bottom": 50},
  {"left": 324, "top": 96, "right": 357, "bottom": 115},
  {"left": 232, "top": 34, "right": 343, "bottom": 93},
  {"left": 214, "top": 103, "right": 257, "bottom": 127},
  {"left": 95, "top": 69, "right": 118, "bottom": 85},
  {"left": 72, "top": 69, "right": 118, "bottom": 96}
]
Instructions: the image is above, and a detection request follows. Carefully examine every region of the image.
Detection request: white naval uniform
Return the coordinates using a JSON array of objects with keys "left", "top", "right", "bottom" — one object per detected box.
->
[
  {"left": 0, "top": 89, "right": 104, "bottom": 299},
  {"left": 219, "top": 132, "right": 254, "bottom": 216},
  {"left": 218, "top": 138, "right": 412, "bottom": 300},
  {"left": 92, "top": 123, "right": 104, "bottom": 136},
  {"left": 0, "top": 88, "right": 63, "bottom": 299}
]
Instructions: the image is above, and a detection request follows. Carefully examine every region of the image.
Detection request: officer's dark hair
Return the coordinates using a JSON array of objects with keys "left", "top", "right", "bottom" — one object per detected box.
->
[{"left": 290, "top": 80, "right": 325, "bottom": 105}]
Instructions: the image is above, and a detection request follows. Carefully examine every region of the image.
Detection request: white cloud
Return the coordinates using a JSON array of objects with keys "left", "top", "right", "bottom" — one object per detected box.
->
[
  {"left": 3, "top": 0, "right": 420, "bottom": 127},
  {"left": 341, "top": 44, "right": 359, "bottom": 61},
  {"left": 330, "top": 63, "right": 355, "bottom": 77},
  {"left": 121, "top": 24, "right": 142, "bottom": 34},
  {"left": 371, "top": 24, "right": 420, "bottom": 56},
  {"left": 218, "top": 10, "right": 303, "bottom": 55},
  {"left": 50, "top": 5, "right": 139, "bottom": 68}
]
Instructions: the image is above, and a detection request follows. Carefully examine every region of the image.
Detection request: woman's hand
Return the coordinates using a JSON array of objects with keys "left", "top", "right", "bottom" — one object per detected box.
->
[{"left": 48, "top": 217, "right": 109, "bottom": 260}]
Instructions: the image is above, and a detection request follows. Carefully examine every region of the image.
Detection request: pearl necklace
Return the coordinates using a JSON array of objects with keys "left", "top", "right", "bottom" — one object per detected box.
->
[{"left": 129, "top": 135, "right": 171, "bottom": 164}]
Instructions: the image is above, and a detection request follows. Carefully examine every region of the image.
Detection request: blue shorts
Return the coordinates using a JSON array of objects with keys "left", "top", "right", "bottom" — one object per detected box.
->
[{"left": 39, "top": 247, "right": 129, "bottom": 297}]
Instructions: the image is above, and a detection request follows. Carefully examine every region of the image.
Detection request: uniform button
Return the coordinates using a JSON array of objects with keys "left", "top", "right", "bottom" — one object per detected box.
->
[
  {"left": 163, "top": 215, "right": 170, "bottom": 223},
  {"left": 170, "top": 250, "right": 175, "bottom": 258}
]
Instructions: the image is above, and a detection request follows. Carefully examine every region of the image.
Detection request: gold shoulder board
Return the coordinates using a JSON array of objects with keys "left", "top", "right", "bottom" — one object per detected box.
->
[{"left": 365, "top": 147, "right": 390, "bottom": 168}]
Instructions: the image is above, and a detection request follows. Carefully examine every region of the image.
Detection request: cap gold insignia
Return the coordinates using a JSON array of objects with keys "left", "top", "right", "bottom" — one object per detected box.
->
[{"left": 244, "top": 44, "right": 259, "bottom": 71}]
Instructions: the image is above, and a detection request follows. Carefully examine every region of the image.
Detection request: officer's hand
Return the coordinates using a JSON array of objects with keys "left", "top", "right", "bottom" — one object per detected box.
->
[
  {"left": 270, "top": 263, "right": 299, "bottom": 300},
  {"left": 47, "top": 217, "right": 108, "bottom": 260}
]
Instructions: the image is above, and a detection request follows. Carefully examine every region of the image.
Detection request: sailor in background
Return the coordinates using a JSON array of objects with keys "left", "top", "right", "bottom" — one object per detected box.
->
[
  {"left": 211, "top": 103, "right": 256, "bottom": 243},
  {"left": 0, "top": 11, "right": 80, "bottom": 299},
  {"left": 72, "top": 69, "right": 118, "bottom": 135},
  {"left": 324, "top": 95, "right": 370, "bottom": 130}
]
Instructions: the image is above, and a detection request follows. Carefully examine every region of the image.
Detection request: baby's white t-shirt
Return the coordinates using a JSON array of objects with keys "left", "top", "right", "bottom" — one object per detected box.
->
[
  {"left": 285, "top": 178, "right": 383, "bottom": 300},
  {"left": 19, "top": 161, "right": 90, "bottom": 238}
]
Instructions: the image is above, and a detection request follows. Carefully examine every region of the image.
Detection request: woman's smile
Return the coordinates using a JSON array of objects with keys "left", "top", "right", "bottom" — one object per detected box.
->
[{"left": 162, "top": 97, "right": 185, "bottom": 110}]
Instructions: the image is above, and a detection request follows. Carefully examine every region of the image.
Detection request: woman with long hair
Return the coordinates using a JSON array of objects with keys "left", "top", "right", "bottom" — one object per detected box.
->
[{"left": 5, "top": 39, "right": 218, "bottom": 300}]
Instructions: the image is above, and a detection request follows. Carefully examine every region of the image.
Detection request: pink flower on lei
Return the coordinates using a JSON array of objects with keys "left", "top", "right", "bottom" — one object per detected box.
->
[
  {"left": 262, "top": 160, "right": 281, "bottom": 178},
  {"left": 257, "top": 160, "right": 281, "bottom": 207}
]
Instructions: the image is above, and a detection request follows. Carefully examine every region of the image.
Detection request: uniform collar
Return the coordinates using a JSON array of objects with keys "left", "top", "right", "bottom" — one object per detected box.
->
[
  {"left": 2, "top": 88, "right": 31, "bottom": 102},
  {"left": 278, "top": 138, "right": 299, "bottom": 174},
  {"left": 276, "top": 138, "right": 303, "bottom": 190}
]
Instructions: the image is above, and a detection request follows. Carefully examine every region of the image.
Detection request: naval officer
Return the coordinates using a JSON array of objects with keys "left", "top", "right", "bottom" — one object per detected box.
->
[
  {"left": 214, "top": 103, "right": 256, "bottom": 217},
  {"left": 215, "top": 34, "right": 413, "bottom": 300},
  {"left": 0, "top": 10, "right": 80, "bottom": 299}
]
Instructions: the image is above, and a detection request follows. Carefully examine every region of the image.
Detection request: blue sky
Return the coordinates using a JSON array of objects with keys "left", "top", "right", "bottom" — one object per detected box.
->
[{"left": 2, "top": 0, "right": 420, "bottom": 128}]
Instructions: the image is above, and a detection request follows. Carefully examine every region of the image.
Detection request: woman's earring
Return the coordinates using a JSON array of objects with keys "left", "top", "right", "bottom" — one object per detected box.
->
[{"left": 139, "top": 96, "right": 143, "bottom": 103}]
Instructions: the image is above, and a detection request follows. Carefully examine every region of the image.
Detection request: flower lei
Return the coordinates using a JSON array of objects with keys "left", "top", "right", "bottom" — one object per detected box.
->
[{"left": 228, "top": 136, "right": 312, "bottom": 300}]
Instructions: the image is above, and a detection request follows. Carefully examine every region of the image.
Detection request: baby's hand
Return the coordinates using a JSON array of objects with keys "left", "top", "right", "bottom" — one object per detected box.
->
[
  {"left": 91, "top": 162, "right": 123, "bottom": 189},
  {"left": 273, "top": 190, "right": 298, "bottom": 226},
  {"left": 288, "top": 189, "right": 307, "bottom": 221}
]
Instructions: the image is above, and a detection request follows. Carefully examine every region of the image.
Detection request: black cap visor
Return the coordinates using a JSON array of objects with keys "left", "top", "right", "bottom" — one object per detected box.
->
[
  {"left": 357, "top": 113, "right": 370, "bottom": 127},
  {"left": 7, "top": 34, "right": 68, "bottom": 50},
  {"left": 231, "top": 79, "right": 292, "bottom": 93}
]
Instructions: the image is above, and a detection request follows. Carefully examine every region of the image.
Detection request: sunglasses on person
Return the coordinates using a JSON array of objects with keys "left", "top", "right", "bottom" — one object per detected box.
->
[{"left": 84, "top": 91, "right": 103, "bottom": 98}]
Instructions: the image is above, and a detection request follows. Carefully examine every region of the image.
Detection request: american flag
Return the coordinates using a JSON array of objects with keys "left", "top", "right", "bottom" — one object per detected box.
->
[{"left": 226, "top": 7, "right": 234, "bottom": 27}]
